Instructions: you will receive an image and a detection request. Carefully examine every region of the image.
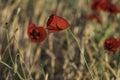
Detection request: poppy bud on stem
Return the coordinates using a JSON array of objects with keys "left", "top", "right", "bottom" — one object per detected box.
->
[{"left": 46, "top": 14, "right": 94, "bottom": 79}]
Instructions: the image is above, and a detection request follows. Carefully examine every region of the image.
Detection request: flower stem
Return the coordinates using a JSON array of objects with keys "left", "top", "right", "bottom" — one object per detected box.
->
[
  {"left": 0, "top": 61, "right": 13, "bottom": 69},
  {"left": 17, "top": 72, "right": 24, "bottom": 80},
  {"left": 65, "top": 30, "right": 70, "bottom": 50},
  {"left": 5, "top": 29, "right": 14, "bottom": 65},
  {"left": 67, "top": 28, "right": 94, "bottom": 80},
  {"left": 41, "top": 64, "right": 46, "bottom": 79}
]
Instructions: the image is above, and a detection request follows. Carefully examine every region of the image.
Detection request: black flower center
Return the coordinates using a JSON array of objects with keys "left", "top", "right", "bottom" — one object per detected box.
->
[
  {"left": 30, "top": 29, "right": 40, "bottom": 39},
  {"left": 106, "top": 43, "right": 112, "bottom": 49},
  {"left": 108, "top": 7, "right": 115, "bottom": 13}
]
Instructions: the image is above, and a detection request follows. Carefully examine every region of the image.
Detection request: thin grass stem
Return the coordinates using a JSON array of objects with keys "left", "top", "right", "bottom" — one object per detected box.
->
[
  {"left": 5, "top": 29, "right": 14, "bottom": 65},
  {"left": 0, "top": 61, "right": 13, "bottom": 69},
  {"left": 67, "top": 28, "right": 94, "bottom": 80}
]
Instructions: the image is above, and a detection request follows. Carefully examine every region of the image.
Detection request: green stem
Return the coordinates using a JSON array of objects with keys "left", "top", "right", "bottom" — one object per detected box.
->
[
  {"left": 0, "top": 61, "right": 13, "bottom": 69},
  {"left": 20, "top": 54, "right": 27, "bottom": 79},
  {"left": 67, "top": 28, "right": 94, "bottom": 80},
  {"left": 5, "top": 30, "right": 14, "bottom": 65},
  {"left": 5, "top": 30, "right": 25, "bottom": 80},
  {"left": 17, "top": 72, "right": 24, "bottom": 80},
  {"left": 65, "top": 30, "right": 70, "bottom": 50},
  {"left": 41, "top": 64, "right": 46, "bottom": 79},
  {"left": 15, "top": 53, "right": 27, "bottom": 79}
]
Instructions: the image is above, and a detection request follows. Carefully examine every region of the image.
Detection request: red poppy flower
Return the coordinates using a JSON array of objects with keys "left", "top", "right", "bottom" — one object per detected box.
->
[
  {"left": 47, "top": 14, "right": 70, "bottom": 33},
  {"left": 104, "top": 37, "right": 120, "bottom": 52},
  {"left": 27, "top": 23, "right": 47, "bottom": 42},
  {"left": 91, "top": 0, "right": 120, "bottom": 15},
  {"left": 91, "top": 0, "right": 108, "bottom": 11},
  {"left": 106, "top": 3, "right": 120, "bottom": 15},
  {"left": 88, "top": 14, "right": 101, "bottom": 23}
]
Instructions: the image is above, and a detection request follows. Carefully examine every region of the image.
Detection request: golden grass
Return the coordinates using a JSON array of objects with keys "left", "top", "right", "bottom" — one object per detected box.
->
[{"left": 0, "top": 0, "right": 120, "bottom": 80}]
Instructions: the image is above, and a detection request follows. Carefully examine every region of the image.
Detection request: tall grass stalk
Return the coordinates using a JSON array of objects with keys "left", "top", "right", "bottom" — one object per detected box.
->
[{"left": 67, "top": 28, "right": 94, "bottom": 80}]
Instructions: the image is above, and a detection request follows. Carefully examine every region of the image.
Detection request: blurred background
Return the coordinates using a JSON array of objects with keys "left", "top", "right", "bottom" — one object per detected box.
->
[{"left": 0, "top": 0, "right": 120, "bottom": 80}]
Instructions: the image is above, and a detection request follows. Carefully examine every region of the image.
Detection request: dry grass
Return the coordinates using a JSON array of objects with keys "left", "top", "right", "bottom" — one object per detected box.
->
[{"left": 0, "top": 0, "right": 120, "bottom": 80}]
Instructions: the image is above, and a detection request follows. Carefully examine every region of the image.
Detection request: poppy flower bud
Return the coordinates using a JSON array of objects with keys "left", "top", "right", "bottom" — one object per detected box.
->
[{"left": 47, "top": 14, "right": 70, "bottom": 33}]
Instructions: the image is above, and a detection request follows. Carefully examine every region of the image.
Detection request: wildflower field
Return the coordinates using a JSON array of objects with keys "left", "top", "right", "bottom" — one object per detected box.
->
[{"left": 0, "top": 0, "right": 120, "bottom": 80}]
